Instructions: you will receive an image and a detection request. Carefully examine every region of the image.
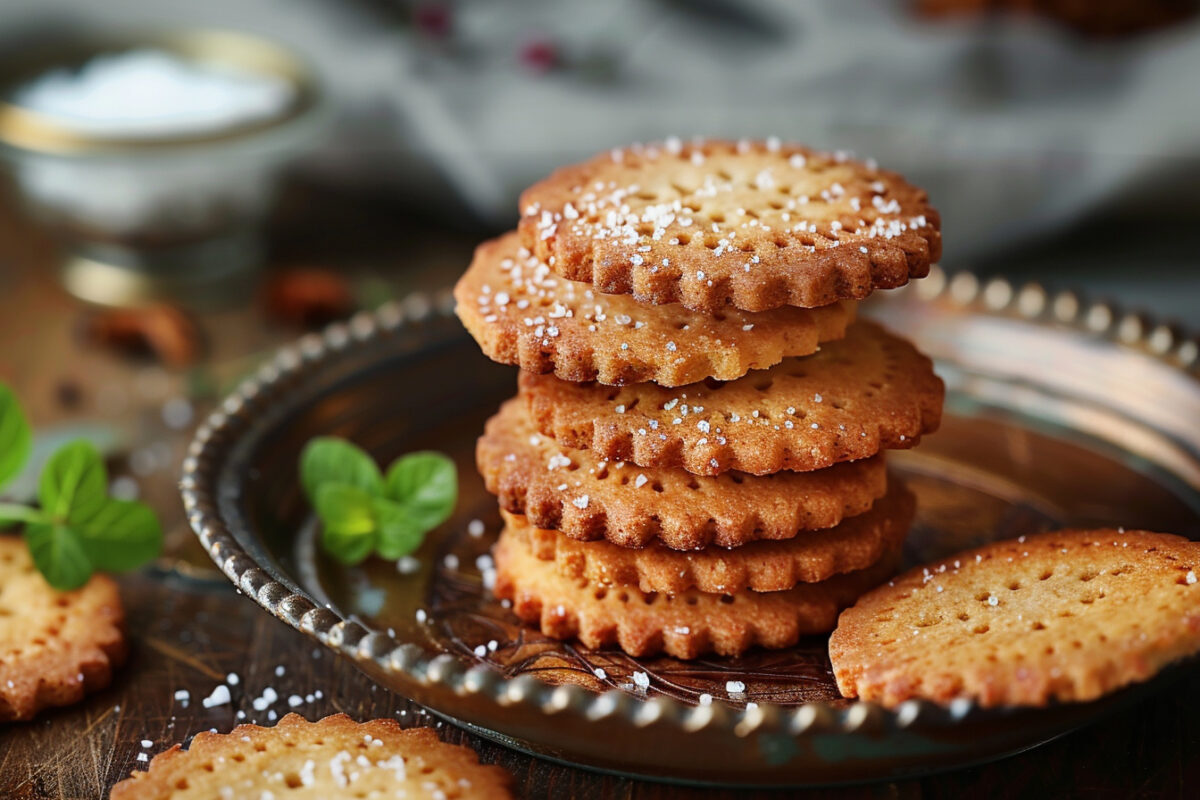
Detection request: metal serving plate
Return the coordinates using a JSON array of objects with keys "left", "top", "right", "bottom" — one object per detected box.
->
[{"left": 181, "top": 268, "right": 1200, "bottom": 786}]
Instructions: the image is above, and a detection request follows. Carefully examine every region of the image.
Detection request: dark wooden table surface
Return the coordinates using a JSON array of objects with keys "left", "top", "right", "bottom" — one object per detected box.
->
[{"left": 1, "top": 187, "right": 1198, "bottom": 799}]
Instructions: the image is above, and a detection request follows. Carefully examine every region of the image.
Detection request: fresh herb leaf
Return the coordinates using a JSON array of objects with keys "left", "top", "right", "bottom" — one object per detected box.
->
[
  {"left": 24, "top": 522, "right": 92, "bottom": 591},
  {"left": 0, "top": 503, "right": 47, "bottom": 526},
  {"left": 0, "top": 383, "right": 164, "bottom": 588},
  {"left": 372, "top": 497, "right": 427, "bottom": 559},
  {"left": 0, "top": 383, "right": 32, "bottom": 492},
  {"left": 38, "top": 441, "right": 107, "bottom": 524},
  {"left": 301, "top": 437, "right": 383, "bottom": 501},
  {"left": 314, "top": 483, "right": 377, "bottom": 565},
  {"left": 384, "top": 452, "right": 457, "bottom": 527},
  {"left": 74, "top": 498, "right": 163, "bottom": 572},
  {"left": 302, "top": 441, "right": 458, "bottom": 565}
]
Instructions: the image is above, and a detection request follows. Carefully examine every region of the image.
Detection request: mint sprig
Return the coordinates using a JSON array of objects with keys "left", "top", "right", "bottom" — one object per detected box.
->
[
  {"left": 300, "top": 438, "right": 456, "bottom": 565},
  {"left": 0, "top": 384, "right": 32, "bottom": 489},
  {"left": 0, "top": 382, "right": 163, "bottom": 590}
]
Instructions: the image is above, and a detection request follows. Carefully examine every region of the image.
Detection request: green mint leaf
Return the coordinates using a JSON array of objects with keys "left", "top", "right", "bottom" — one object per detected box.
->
[
  {"left": 0, "top": 383, "right": 33, "bottom": 492},
  {"left": 299, "top": 441, "right": 457, "bottom": 565},
  {"left": 315, "top": 483, "right": 377, "bottom": 565},
  {"left": 24, "top": 522, "right": 93, "bottom": 591},
  {"left": 300, "top": 438, "right": 383, "bottom": 503},
  {"left": 38, "top": 441, "right": 107, "bottom": 523},
  {"left": 384, "top": 452, "right": 457, "bottom": 528},
  {"left": 0, "top": 503, "right": 48, "bottom": 526},
  {"left": 372, "top": 498, "right": 429, "bottom": 559},
  {"left": 74, "top": 498, "right": 163, "bottom": 572}
]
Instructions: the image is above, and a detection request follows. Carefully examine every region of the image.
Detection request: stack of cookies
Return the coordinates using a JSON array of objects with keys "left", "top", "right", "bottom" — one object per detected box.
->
[{"left": 455, "top": 138, "right": 945, "bottom": 660}]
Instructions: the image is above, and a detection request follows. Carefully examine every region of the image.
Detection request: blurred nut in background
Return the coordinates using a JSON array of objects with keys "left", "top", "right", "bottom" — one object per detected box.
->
[
  {"left": 83, "top": 304, "right": 203, "bottom": 367},
  {"left": 262, "top": 267, "right": 355, "bottom": 329}
]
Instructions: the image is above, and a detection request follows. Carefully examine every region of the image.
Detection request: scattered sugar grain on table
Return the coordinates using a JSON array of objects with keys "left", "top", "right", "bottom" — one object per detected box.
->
[{"left": 201, "top": 684, "right": 231, "bottom": 708}]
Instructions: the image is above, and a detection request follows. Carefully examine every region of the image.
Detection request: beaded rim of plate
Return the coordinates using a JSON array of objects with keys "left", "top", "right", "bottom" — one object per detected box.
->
[{"left": 179, "top": 265, "right": 1199, "bottom": 744}]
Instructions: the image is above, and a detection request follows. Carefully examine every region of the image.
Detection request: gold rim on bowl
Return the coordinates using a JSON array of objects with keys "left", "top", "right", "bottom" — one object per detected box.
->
[{"left": 0, "top": 28, "right": 321, "bottom": 155}]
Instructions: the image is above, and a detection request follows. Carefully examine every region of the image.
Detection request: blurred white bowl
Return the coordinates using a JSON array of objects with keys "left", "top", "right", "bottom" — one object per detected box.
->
[{"left": 0, "top": 29, "right": 327, "bottom": 307}]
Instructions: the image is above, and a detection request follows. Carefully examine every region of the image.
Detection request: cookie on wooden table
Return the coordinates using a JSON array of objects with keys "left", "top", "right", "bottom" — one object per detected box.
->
[
  {"left": 0, "top": 536, "right": 126, "bottom": 722},
  {"left": 477, "top": 398, "right": 888, "bottom": 550},
  {"left": 493, "top": 521, "right": 901, "bottom": 659},
  {"left": 505, "top": 480, "right": 913, "bottom": 593},
  {"left": 455, "top": 231, "right": 855, "bottom": 386},
  {"left": 111, "top": 713, "right": 514, "bottom": 799},
  {"left": 521, "top": 320, "right": 944, "bottom": 476},
  {"left": 829, "top": 529, "right": 1200, "bottom": 708},
  {"left": 518, "top": 138, "right": 940, "bottom": 313}
]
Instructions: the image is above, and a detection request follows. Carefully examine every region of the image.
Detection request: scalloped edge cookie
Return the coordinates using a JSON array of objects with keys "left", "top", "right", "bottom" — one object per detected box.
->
[
  {"left": 477, "top": 397, "right": 888, "bottom": 550},
  {"left": 830, "top": 529, "right": 1200, "bottom": 708},
  {"left": 494, "top": 522, "right": 901, "bottom": 659},
  {"left": 506, "top": 482, "right": 913, "bottom": 594},
  {"left": 518, "top": 138, "right": 940, "bottom": 313},
  {"left": 111, "top": 713, "right": 514, "bottom": 799},
  {"left": 0, "top": 536, "right": 126, "bottom": 722},
  {"left": 455, "top": 231, "right": 854, "bottom": 386},
  {"left": 520, "top": 320, "right": 944, "bottom": 476}
]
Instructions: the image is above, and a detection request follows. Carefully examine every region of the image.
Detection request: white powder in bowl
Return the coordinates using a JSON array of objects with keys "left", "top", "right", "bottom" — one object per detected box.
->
[{"left": 15, "top": 48, "right": 295, "bottom": 138}]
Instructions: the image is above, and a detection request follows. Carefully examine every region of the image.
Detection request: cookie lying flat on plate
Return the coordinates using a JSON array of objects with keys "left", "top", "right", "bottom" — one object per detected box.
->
[
  {"left": 455, "top": 232, "right": 855, "bottom": 386},
  {"left": 0, "top": 536, "right": 126, "bottom": 722},
  {"left": 829, "top": 529, "right": 1200, "bottom": 708},
  {"left": 111, "top": 713, "right": 514, "bottom": 799},
  {"left": 494, "top": 521, "right": 901, "bottom": 659},
  {"left": 521, "top": 320, "right": 944, "bottom": 476},
  {"left": 505, "top": 481, "right": 912, "bottom": 593},
  {"left": 477, "top": 398, "right": 888, "bottom": 550},
  {"left": 518, "top": 138, "right": 940, "bottom": 313}
]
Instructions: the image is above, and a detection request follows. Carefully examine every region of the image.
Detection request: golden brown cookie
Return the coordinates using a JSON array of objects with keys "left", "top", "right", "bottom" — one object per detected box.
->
[
  {"left": 477, "top": 398, "right": 888, "bottom": 550},
  {"left": 455, "top": 232, "right": 855, "bottom": 386},
  {"left": 494, "top": 522, "right": 900, "bottom": 659},
  {"left": 829, "top": 529, "right": 1200, "bottom": 709},
  {"left": 521, "top": 320, "right": 944, "bottom": 476},
  {"left": 518, "top": 138, "right": 940, "bottom": 313},
  {"left": 506, "top": 481, "right": 912, "bottom": 593},
  {"left": 111, "top": 713, "right": 514, "bottom": 799},
  {"left": 0, "top": 536, "right": 126, "bottom": 722}
]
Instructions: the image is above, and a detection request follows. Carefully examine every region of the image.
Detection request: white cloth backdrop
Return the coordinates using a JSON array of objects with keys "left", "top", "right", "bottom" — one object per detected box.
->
[{"left": 6, "top": 0, "right": 1200, "bottom": 271}]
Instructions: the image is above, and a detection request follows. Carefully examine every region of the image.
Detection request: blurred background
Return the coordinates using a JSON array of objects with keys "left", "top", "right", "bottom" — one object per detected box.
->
[{"left": 0, "top": 0, "right": 1197, "bottom": 555}]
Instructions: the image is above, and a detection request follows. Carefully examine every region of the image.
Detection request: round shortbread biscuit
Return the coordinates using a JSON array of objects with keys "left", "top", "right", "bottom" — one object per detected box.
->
[
  {"left": 518, "top": 138, "right": 940, "bottom": 313},
  {"left": 493, "top": 523, "right": 900, "bottom": 660},
  {"left": 0, "top": 536, "right": 126, "bottom": 722},
  {"left": 111, "top": 713, "right": 514, "bottom": 799},
  {"left": 829, "top": 529, "right": 1200, "bottom": 709},
  {"left": 454, "top": 231, "right": 855, "bottom": 386},
  {"left": 505, "top": 481, "right": 912, "bottom": 593},
  {"left": 477, "top": 397, "right": 888, "bottom": 550},
  {"left": 520, "top": 320, "right": 944, "bottom": 476}
]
